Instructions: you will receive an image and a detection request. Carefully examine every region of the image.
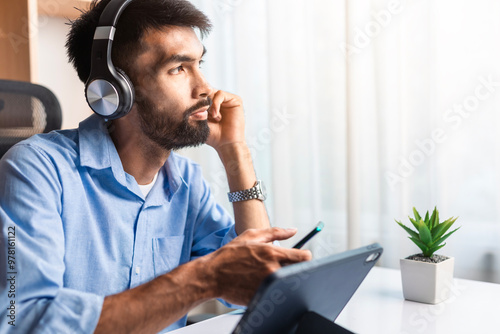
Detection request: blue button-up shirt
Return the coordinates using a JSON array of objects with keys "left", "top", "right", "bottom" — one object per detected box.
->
[{"left": 0, "top": 115, "right": 237, "bottom": 333}]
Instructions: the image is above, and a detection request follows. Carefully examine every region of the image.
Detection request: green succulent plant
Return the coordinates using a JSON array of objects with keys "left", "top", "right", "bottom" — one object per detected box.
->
[{"left": 396, "top": 207, "right": 460, "bottom": 258}]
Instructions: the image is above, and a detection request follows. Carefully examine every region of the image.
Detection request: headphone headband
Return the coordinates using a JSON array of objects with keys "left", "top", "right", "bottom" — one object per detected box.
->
[
  {"left": 98, "top": 0, "right": 133, "bottom": 26},
  {"left": 85, "top": 0, "right": 135, "bottom": 120}
]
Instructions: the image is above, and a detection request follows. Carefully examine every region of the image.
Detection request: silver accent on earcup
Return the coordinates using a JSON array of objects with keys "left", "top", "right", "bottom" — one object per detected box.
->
[{"left": 86, "top": 79, "right": 119, "bottom": 116}]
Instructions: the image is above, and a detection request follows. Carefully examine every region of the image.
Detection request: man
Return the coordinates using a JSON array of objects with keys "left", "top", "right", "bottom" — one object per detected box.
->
[{"left": 0, "top": 0, "right": 311, "bottom": 333}]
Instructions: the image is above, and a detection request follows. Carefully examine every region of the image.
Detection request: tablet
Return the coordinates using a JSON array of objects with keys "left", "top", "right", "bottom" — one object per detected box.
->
[{"left": 232, "top": 243, "right": 383, "bottom": 334}]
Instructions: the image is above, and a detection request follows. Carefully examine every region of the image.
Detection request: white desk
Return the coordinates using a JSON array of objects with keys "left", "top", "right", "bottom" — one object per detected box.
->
[{"left": 170, "top": 267, "right": 500, "bottom": 334}]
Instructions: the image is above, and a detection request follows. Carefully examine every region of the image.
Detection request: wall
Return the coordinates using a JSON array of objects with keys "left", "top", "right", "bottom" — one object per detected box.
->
[{"left": 37, "top": 16, "right": 91, "bottom": 129}]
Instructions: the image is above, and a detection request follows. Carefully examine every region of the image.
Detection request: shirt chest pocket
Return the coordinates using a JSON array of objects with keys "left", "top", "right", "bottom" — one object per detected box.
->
[{"left": 152, "top": 235, "right": 185, "bottom": 276}]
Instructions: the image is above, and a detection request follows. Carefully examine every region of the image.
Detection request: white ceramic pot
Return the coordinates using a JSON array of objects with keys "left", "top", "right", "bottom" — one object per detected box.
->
[{"left": 400, "top": 256, "right": 455, "bottom": 304}]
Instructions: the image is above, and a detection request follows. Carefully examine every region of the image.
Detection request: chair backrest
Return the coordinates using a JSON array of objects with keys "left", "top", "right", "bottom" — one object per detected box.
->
[{"left": 0, "top": 79, "right": 62, "bottom": 159}]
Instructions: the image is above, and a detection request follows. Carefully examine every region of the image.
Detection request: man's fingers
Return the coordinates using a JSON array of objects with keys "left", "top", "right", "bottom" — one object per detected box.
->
[
  {"left": 238, "top": 227, "right": 298, "bottom": 243},
  {"left": 209, "top": 90, "right": 224, "bottom": 120},
  {"left": 277, "top": 248, "right": 313, "bottom": 264},
  {"left": 209, "top": 90, "right": 242, "bottom": 121}
]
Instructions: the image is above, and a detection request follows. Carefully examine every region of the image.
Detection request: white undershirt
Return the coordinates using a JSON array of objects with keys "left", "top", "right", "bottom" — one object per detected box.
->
[{"left": 138, "top": 172, "right": 159, "bottom": 198}]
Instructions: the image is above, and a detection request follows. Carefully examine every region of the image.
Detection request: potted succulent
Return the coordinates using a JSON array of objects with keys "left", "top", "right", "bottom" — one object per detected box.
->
[{"left": 396, "top": 207, "right": 460, "bottom": 304}]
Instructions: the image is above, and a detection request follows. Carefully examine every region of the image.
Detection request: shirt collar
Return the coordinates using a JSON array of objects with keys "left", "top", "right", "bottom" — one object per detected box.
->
[
  {"left": 79, "top": 114, "right": 116, "bottom": 170},
  {"left": 164, "top": 152, "right": 187, "bottom": 197},
  {"left": 146, "top": 153, "right": 186, "bottom": 206},
  {"left": 78, "top": 114, "right": 128, "bottom": 187}
]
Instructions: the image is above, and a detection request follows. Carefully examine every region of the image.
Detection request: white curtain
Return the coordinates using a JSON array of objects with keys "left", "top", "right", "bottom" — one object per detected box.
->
[{"left": 182, "top": 0, "right": 500, "bottom": 283}]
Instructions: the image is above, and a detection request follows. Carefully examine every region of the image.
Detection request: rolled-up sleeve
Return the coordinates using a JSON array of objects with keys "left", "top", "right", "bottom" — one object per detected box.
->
[{"left": 0, "top": 145, "right": 103, "bottom": 333}]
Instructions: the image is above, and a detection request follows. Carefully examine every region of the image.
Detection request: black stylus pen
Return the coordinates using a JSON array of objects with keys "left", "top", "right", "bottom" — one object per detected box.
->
[{"left": 292, "top": 221, "right": 324, "bottom": 249}]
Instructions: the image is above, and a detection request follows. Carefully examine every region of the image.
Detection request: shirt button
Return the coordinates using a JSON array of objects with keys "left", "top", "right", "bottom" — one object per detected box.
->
[{"left": 135, "top": 267, "right": 141, "bottom": 275}]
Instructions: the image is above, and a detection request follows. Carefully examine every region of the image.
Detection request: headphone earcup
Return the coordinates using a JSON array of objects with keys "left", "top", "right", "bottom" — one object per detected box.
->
[
  {"left": 85, "top": 67, "right": 135, "bottom": 120},
  {"left": 114, "top": 67, "right": 135, "bottom": 118}
]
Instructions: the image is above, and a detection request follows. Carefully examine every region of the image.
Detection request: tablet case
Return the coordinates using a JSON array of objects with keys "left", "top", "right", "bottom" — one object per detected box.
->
[{"left": 232, "top": 243, "right": 383, "bottom": 334}]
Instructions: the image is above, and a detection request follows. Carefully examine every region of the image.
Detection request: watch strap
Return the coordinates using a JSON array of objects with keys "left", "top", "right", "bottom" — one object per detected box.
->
[{"left": 227, "top": 181, "right": 265, "bottom": 202}]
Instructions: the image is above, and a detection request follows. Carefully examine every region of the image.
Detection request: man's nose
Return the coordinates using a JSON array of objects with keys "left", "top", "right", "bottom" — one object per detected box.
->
[{"left": 193, "top": 71, "right": 213, "bottom": 98}]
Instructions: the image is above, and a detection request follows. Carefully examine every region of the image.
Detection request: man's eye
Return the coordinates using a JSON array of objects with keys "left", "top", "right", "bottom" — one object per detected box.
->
[
  {"left": 199, "top": 60, "right": 204, "bottom": 69},
  {"left": 170, "top": 66, "right": 184, "bottom": 74}
]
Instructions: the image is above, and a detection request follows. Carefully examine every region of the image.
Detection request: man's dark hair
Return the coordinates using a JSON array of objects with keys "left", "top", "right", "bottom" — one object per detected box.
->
[{"left": 66, "top": 0, "right": 212, "bottom": 83}]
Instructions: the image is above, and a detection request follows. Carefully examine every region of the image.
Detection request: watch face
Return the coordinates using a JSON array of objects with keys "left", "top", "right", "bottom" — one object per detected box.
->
[{"left": 257, "top": 180, "right": 267, "bottom": 200}]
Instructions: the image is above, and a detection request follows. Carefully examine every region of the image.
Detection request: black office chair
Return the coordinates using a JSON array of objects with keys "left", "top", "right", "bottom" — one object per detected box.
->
[{"left": 0, "top": 79, "right": 62, "bottom": 159}]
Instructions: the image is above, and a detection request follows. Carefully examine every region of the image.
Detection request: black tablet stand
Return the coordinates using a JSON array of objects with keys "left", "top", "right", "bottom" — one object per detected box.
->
[{"left": 295, "top": 311, "right": 355, "bottom": 334}]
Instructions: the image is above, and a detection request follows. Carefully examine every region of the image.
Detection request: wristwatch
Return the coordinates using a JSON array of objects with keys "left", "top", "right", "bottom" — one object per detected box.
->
[{"left": 227, "top": 180, "right": 267, "bottom": 202}]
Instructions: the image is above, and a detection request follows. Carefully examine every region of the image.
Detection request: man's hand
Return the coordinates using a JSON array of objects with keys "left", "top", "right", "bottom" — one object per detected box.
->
[
  {"left": 206, "top": 90, "right": 246, "bottom": 151},
  {"left": 202, "top": 227, "right": 313, "bottom": 305}
]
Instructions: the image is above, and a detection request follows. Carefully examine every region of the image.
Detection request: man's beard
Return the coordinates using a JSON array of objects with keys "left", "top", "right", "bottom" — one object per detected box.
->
[{"left": 136, "top": 94, "right": 211, "bottom": 151}]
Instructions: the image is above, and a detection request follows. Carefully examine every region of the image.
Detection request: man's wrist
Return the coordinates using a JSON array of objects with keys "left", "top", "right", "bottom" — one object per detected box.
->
[
  {"left": 216, "top": 142, "right": 256, "bottom": 192},
  {"left": 165, "top": 256, "right": 219, "bottom": 301},
  {"left": 216, "top": 142, "right": 250, "bottom": 165},
  {"left": 192, "top": 252, "right": 223, "bottom": 299}
]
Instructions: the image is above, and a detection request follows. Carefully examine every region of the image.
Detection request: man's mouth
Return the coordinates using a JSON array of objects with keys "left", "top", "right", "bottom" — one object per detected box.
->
[
  {"left": 186, "top": 98, "right": 212, "bottom": 121},
  {"left": 189, "top": 107, "right": 209, "bottom": 120}
]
